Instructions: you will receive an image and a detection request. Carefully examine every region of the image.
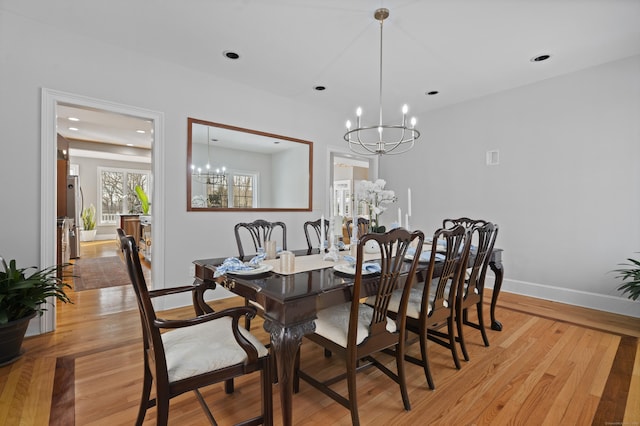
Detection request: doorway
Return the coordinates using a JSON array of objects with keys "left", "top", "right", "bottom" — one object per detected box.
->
[
  {"left": 41, "top": 88, "right": 165, "bottom": 334},
  {"left": 328, "top": 148, "right": 376, "bottom": 218}
]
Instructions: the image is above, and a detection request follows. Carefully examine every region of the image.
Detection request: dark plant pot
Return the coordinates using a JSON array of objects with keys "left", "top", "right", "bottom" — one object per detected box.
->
[{"left": 0, "top": 312, "right": 36, "bottom": 366}]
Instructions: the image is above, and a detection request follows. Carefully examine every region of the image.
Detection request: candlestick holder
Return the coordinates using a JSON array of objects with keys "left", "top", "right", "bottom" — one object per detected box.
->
[{"left": 323, "top": 216, "right": 340, "bottom": 262}]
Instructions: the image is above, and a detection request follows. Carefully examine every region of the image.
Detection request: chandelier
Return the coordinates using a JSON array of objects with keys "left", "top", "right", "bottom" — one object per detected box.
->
[
  {"left": 344, "top": 8, "right": 420, "bottom": 156},
  {"left": 191, "top": 126, "right": 227, "bottom": 185}
]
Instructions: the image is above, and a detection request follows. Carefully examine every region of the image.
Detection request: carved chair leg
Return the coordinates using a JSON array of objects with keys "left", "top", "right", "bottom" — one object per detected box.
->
[
  {"left": 135, "top": 368, "right": 153, "bottom": 426},
  {"left": 448, "top": 317, "right": 461, "bottom": 370},
  {"left": 346, "top": 361, "right": 360, "bottom": 426},
  {"left": 458, "top": 309, "right": 470, "bottom": 362},
  {"left": 155, "top": 392, "right": 170, "bottom": 426},
  {"left": 262, "top": 359, "right": 274, "bottom": 426},
  {"left": 420, "top": 330, "right": 435, "bottom": 390},
  {"left": 395, "top": 343, "right": 411, "bottom": 411}
]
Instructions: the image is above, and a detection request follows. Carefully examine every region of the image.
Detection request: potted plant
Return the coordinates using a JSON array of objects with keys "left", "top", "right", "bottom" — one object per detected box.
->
[
  {"left": 614, "top": 255, "right": 640, "bottom": 301},
  {"left": 135, "top": 185, "right": 150, "bottom": 218},
  {"left": 80, "top": 203, "right": 97, "bottom": 242},
  {"left": 0, "top": 256, "right": 72, "bottom": 365}
]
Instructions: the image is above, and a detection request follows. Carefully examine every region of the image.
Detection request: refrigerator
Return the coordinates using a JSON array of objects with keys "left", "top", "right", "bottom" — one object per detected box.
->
[{"left": 66, "top": 175, "right": 83, "bottom": 259}]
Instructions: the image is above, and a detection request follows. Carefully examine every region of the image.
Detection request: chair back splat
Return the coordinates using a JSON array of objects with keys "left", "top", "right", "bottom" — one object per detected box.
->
[
  {"left": 234, "top": 219, "right": 287, "bottom": 329},
  {"left": 235, "top": 219, "right": 287, "bottom": 259},
  {"left": 303, "top": 218, "right": 330, "bottom": 252},
  {"left": 116, "top": 228, "right": 273, "bottom": 426},
  {"left": 297, "top": 228, "right": 424, "bottom": 426}
]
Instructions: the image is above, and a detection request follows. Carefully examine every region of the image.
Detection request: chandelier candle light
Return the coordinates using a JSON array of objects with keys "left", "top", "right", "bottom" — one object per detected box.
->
[{"left": 344, "top": 8, "right": 420, "bottom": 156}]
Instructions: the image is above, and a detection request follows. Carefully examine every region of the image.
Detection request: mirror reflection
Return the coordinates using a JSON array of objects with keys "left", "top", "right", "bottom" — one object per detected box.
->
[{"left": 187, "top": 118, "right": 313, "bottom": 211}]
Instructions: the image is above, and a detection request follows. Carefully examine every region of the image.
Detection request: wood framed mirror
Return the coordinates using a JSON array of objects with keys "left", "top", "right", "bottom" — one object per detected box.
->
[{"left": 187, "top": 118, "right": 313, "bottom": 211}]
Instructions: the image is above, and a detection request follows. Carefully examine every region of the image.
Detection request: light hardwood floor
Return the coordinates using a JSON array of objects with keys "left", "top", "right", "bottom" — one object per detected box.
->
[{"left": 0, "top": 242, "right": 638, "bottom": 425}]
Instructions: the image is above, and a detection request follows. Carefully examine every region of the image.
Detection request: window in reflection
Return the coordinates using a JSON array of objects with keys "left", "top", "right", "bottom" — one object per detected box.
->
[{"left": 233, "top": 174, "right": 255, "bottom": 208}]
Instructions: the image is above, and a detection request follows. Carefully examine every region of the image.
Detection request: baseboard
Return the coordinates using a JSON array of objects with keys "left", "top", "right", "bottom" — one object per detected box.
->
[{"left": 487, "top": 276, "right": 639, "bottom": 318}]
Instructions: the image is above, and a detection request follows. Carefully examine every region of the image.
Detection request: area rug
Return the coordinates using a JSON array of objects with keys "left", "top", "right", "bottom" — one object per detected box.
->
[{"left": 72, "top": 256, "right": 149, "bottom": 291}]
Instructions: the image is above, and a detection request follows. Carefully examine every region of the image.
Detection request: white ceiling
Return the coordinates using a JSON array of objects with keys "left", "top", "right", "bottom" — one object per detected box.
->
[{"left": 7, "top": 0, "right": 640, "bottom": 146}]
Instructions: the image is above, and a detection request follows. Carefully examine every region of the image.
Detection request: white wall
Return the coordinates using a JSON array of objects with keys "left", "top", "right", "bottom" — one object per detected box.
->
[
  {"left": 0, "top": 10, "right": 341, "bottom": 333},
  {"left": 1, "top": 7, "right": 637, "bottom": 336},
  {"left": 381, "top": 55, "right": 640, "bottom": 317}
]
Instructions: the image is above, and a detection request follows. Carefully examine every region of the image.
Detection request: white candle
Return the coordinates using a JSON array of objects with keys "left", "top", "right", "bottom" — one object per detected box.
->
[
  {"left": 407, "top": 188, "right": 412, "bottom": 217},
  {"left": 398, "top": 207, "right": 402, "bottom": 226},
  {"left": 320, "top": 215, "right": 325, "bottom": 249},
  {"left": 405, "top": 213, "right": 410, "bottom": 230}
]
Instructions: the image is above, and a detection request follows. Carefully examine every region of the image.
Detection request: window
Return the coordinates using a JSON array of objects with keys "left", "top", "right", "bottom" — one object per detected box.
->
[
  {"left": 205, "top": 174, "right": 228, "bottom": 208},
  {"left": 232, "top": 173, "right": 255, "bottom": 208},
  {"left": 191, "top": 171, "right": 257, "bottom": 208},
  {"left": 98, "top": 167, "right": 150, "bottom": 224}
]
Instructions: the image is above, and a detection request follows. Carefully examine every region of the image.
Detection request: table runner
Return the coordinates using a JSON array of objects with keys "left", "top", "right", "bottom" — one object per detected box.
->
[{"left": 263, "top": 251, "right": 381, "bottom": 275}]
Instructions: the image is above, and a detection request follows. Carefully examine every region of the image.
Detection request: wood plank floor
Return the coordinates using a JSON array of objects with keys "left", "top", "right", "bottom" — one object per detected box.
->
[{"left": 0, "top": 242, "right": 638, "bottom": 425}]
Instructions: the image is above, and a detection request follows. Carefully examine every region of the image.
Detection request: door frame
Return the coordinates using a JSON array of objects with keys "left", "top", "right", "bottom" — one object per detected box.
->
[
  {"left": 40, "top": 88, "right": 165, "bottom": 333},
  {"left": 326, "top": 144, "right": 378, "bottom": 214}
]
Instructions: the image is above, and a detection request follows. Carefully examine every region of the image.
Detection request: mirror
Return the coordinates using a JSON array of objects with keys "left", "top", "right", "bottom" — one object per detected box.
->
[{"left": 187, "top": 118, "right": 313, "bottom": 211}]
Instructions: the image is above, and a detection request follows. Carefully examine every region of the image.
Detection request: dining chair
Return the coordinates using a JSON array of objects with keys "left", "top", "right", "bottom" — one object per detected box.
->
[
  {"left": 296, "top": 228, "right": 424, "bottom": 426},
  {"left": 117, "top": 229, "right": 273, "bottom": 426},
  {"left": 442, "top": 217, "right": 499, "bottom": 359},
  {"left": 234, "top": 219, "right": 287, "bottom": 260},
  {"left": 303, "top": 218, "right": 330, "bottom": 252},
  {"left": 384, "top": 224, "right": 471, "bottom": 390},
  {"left": 234, "top": 219, "right": 287, "bottom": 329},
  {"left": 455, "top": 221, "right": 499, "bottom": 360}
]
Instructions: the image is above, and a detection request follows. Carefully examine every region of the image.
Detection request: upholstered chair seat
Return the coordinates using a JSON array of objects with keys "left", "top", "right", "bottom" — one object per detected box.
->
[{"left": 162, "top": 318, "right": 269, "bottom": 382}]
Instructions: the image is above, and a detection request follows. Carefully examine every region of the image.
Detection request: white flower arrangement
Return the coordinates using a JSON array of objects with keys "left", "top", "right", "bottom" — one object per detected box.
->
[{"left": 357, "top": 179, "right": 397, "bottom": 232}]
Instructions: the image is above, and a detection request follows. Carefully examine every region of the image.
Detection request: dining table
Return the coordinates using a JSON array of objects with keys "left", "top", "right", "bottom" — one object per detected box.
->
[{"left": 192, "top": 247, "right": 504, "bottom": 426}]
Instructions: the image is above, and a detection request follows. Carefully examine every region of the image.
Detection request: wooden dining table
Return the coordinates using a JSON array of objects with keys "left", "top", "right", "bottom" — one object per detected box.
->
[{"left": 193, "top": 248, "right": 504, "bottom": 426}]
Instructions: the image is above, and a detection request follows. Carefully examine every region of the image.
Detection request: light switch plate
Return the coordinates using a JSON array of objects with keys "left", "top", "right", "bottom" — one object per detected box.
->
[{"left": 486, "top": 150, "right": 499, "bottom": 166}]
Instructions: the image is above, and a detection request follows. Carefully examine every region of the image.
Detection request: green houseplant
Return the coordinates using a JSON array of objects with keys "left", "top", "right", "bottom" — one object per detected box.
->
[
  {"left": 614, "top": 255, "right": 640, "bottom": 301},
  {"left": 135, "top": 185, "right": 150, "bottom": 215},
  {"left": 0, "top": 256, "right": 72, "bottom": 364},
  {"left": 80, "top": 203, "right": 97, "bottom": 241}
]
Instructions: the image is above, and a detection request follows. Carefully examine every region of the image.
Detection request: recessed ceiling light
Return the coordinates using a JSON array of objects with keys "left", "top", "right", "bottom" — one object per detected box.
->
[
  {"left": 68, "top": 117, "right": 80, "bottom": 122},
  {"left": 426, "top": 91, "right": 439, "bottom": 96},
  {"left": 126, "top": 143, "right": 134, "bottom": 147},
  {"left": 223, "top": 50, "right": 240, "bottom": 60},
  {"left": 136, "top": 130, "right": 146, "bottom": 134},
  {"left": 531, "top": 54, "right": 551, "bottom": 62},
  {"left": 68, "top": 127, "right": 78, "bottom": 131},
  {"left": 314, "top": 85, "right": 326, "bottom": 91}
]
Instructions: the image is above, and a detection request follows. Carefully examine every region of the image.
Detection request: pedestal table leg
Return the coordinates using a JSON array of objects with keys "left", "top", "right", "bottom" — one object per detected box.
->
[
  {"left": 264, "top": 320, "right": 315, "bottom": 426},
  {"left": 489, "top": 260, "right": 504, "bottom": 331}
]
